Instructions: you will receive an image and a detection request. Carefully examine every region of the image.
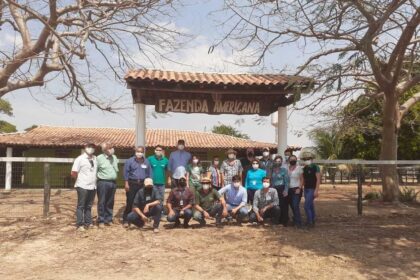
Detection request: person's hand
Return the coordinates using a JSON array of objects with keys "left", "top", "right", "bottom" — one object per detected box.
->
[
  {"left": 295, "top": 188, "right": 301, "bottom": 194},
  {"left": 124, "top": 182, "right": 129, "bottom": 192},
  {"left": 257, "top": 215, "right": 264, "bottom": 222},
  {"left": 203, "top": 211, "right": 210, "bottom": 219},
  {"left": 169, "top": 210, "right": 175, "bottom": 217},
  {"left": 283, "top": 191, "right": 288, "bottom": 197},
  {"left": 222, "top": 208, "right": 228, "bottom": 218},
  {"left": 141, "top": 214, "right": 148, "bottom": 223},
  {"left": 167, "top": 177, "right": 172, "bottom": 186},
  {"left": 260, "top": 207, "right": 267, "bottom": 215},
  {"left": 143, "top": 204, "right": 149, "bottom": 214},
  {"left": 231, "top": 208, "right": 238, "bottom": 216},
  {"left": 314, "top": 190, "right": 319, "bottom": 198}
]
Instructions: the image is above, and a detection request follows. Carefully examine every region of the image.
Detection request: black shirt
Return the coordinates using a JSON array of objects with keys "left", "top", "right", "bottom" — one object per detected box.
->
[
  {"left": 303, "top": 164, "right": 320, "bottom": 189},
  {"left": 132, "top": 187, "right": 162, "bottom": 211}
]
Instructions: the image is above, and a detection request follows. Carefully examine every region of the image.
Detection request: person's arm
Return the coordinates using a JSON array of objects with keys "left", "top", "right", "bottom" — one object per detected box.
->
[
  {"left": 70, "top": 157, "right": 80, "bottom": 178},
  {"left": 166, "top": 191, "right": 175, "bottom": 216},
  {"left": 113, "top": 155, "right": 119, "bottom": 172},
  {"left": 132, "top": 192, "right": 148, "bottom": 221},
  {"left": 283, "top": 169, "right": 289, "bottom": 194},
  {"left": 123, "top": 159, "right": 130, "bottom": 192},
  {"left": 298, "top": 168, "right": 304, "bottom": 194},
  {"left": 146, "top": 160, "right": 153, "bottom": 179},
  {"left": 168, "top": 153, "right": 173, "bottom": 173},
  {"left": 245, "top": 172, "right": 249, "bottom": 189},
  {"left": 238, "top": 160, "right": 243, "bottom": 178},
  {"left": 253, "top": 195, "right": 263, "bottom": 222},
  {"left": 181, "top": 190, "right": 194, "bottom": 211},
  {"left": 315, "top": 166, "right": 321, "bottom": 198}
]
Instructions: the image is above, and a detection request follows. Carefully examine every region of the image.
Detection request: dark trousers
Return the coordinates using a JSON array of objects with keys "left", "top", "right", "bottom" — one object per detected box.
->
[
  {"left": 76, "top": 187, "right": 96, "bottom": 227},
  {"left": 193, "top": 203, "right": 223, "bottom": 224},
  {"left": 97, "top": 180, "right": 117, "bottom": 224},
  {"left": 272, "top": 185, "right": 289, "bottom": 225},
  {"left": 167, "top": 208, "right": 193, "bottom": 225},
  {"left": 127, "top": 205, "right": 162, "bottom": 229},
  {"left": 247, "top": 189, "right": 257, "bottom": 204},
  {"left": 288, "top": 188, "right": 302, "bottom": 226},
  {"left": 249, "top": 206, "right": 281, "bottom": 224},
  {"left": 123, "top": 181, "right": 143, "bottom": 223}
]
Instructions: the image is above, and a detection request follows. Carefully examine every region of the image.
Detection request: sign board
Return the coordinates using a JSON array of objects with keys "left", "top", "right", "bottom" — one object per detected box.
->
[{"left": 156, "top": 98, "right": 264, "bottom": 115}]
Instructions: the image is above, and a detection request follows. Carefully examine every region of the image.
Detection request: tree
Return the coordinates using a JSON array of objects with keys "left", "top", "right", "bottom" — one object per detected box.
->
[
  {"left": 211, "top": 124, "right": 250, "bottom": 139},
  {"left": 213, "top": 0, "right": 420, "bottom": 202},
  {"left": 0, "top": 0, "right": 182, "bottom": 110},
  {"left": 309, "top": 127, "right": 343, "bottom": 160},
  {"left": 0, "top": 98, "right": 16, "bottom": 133}
]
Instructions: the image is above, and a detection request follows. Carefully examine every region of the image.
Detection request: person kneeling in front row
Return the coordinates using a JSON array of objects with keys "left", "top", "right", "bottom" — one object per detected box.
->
[
  {"left": 167, "top": 176, "right": 194, "bottom": 228},
  {"left": 218, "top": 175, "right": 248, "bottom": 224},
  {"left": 127, "top": 178, "right": 162, "bottom": 233},
  {"left": 249, "top": 177, "right": 281, "bottom": 225}
]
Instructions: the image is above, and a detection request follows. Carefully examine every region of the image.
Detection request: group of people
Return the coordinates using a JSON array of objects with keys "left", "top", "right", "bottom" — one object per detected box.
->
[{"left": 71, "top": 139, "right": 320, "bottom": 233}]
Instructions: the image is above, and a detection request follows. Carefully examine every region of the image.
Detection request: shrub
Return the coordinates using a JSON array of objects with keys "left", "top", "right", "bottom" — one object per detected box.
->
[
  {"left": 364, "top": 192, "right": 381, "bottom": 201},
  {"left": 399, "top": 187, "right": 419, "bottom": 203}
]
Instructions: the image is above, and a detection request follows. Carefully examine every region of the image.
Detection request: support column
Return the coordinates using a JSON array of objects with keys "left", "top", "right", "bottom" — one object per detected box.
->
[
  {"left": 5, "top": 147, "right": 12, "bottom": 191},
  {"left": 135, "top": 103, "right": 146, "bottom": 147},
  {"left": 277, "top": 107, "right": 287, "bottom": 156}
]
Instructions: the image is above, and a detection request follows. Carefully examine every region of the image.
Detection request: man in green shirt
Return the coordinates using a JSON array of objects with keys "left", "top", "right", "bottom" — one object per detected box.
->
[
  {"left": 96, "top": 142, "right": 119, "bottom": 228},
  {"left": 193, "top": 177, "right": 227, "bottom": 227},
  {"left": 147, "top": 145, "right": 169, "bottom": 204}
]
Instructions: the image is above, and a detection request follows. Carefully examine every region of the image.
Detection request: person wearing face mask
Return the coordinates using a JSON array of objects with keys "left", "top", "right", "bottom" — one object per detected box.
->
[
  {"left": 167, "top": 176, "right": 195, "bottom": 228},
  {"left": 218, "top": 175, "right": 248, "bottom": 224},
  {"left": 96, "top": 142, "right": 119, "bottom": 228},
  {"left": 259, "top": 147, "right": 273, "bottom": 174},
  {"left": 240, "top": 147, "right": 255, "bottom": 185},
  {"left": 270, "top": 155, "right": 290, "bottom": 226},
  {"left": 220, "top": 149, "right": 243, "bottom": 186},
  {"left": 245, "top": 159, "right": 267, "bottom": 204},
  {"left": 301, "top": 150, "right": 321, "bottom": 228},
  {"left": 283, "top": 150, "right": 293, "bottom": 169},
  {"left": 207, "top": 156, "right": 223, "bottom": 191},
  {"left": 287, "top": 155, "right": 303, "bottom": 228},
  {"left": 122, "top": 146, "right": 153, "bottom": 227},
  {"left": 71, "top": 143, "right": 98, "bottom": 231},
  {"left": 168, "top": 139, "right": 192, "bottom": 188},
  {"left": 249, "top": 177, "right": 280, "bottom": 224},
  {"left": 127, "top": 178, "right": 162, "bottom": 233},
  {"left": 193, "top": 177, "right": 227, "bottom": 227},
  {"left": 186, "top": 155, "right": 204, "bottom": 191},
  {"left": 147, "top": 145, "right": 169, "bottom": 206}
]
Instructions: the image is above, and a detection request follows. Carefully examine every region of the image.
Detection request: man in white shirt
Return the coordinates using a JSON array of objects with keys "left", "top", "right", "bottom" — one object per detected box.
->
[{"left": 71, "top": 143, "right": 98, "bottom": 231}]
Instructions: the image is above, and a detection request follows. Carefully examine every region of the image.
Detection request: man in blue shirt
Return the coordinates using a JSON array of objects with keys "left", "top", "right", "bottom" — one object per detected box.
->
[
  {"left": 168, "top": 139, "right": 191, "bottom": 188},
  {"left": 122, "top": 146, "right": 153, "bottom": 227},
  {"left": 218, "top": 175, "right": 248, "bottom": 223}
]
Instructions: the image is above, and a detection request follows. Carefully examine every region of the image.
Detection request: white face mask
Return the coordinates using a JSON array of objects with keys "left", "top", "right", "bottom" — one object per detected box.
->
[
  {"left": 228, "top": 154, "right": 235, "bottom": 159},
  {"left": 193, "top": 159, "right": 199, "bottom": 164},
  {"left": 178, "top": 145, "right": 185, "bottom": 150},
  {"left": 252, "top": 164, "right": 259, "bottom": 169},
  {"left": 304, "top": 160, "right": 312, "bottom": 165},
  {"left": 135, "top": 152, "right": 144, "bottom": 158},
  {"left": 155, "top": 151, "right": 162, "bottom": 157},
  {"left": 263, "top": 182, "right": 270, "bottom": 188},
  {"left": 263, "top": 151, "right": 269, "bottom": 157},
  {"left": 202, "top": 184, "right": 210, "bottom": 190},
  {"left": 108, "top": 148, "right": 114, "bottom": 155},
  {"left": 233, "top": 182, "right": 240, "bottom": 188},
  {"left": 85, "top": 147, "right": 94, "bottom": 155},
  {"left": 214, "top": 160, "right": 219, "bottom": 165}
]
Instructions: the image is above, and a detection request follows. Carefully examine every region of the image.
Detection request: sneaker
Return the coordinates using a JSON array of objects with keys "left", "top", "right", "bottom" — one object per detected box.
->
[
  {"left": 174, "top": 221, "right": 181, "bottom": 228},
  {"left": 153, "top": 228, "right": 160, "bottom": 233},
  {"left": 98, "top": 223, "right": 105, "bottom": 229},
  {"left": 183, "top": 223, "right": 189, "bottom": 229},
  {"left": 104, "top": 221, "right": 113, "bottom": 226},
  {"left": 77, "top": 226, "right": 85, "bottom": 232},
  {"left": 199, "top": 220, "right": 206, "bottom": 227},
  {"left": 123, "top": 223, "right": 129, "bottom": 228},
  {"left": 86, "top": 224, "right": 95, "bottom": 230}
]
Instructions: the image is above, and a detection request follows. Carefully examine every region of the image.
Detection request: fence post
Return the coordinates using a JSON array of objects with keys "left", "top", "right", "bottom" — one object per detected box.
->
[
  {"left": 5, "top": 147, "right": 13, "bottom": 191},
  {"left": 357, "top": 165, "right": 363, "bottom": 216},
  {"left": 43, "top": 163, "right": 51, "bottom": 218}
]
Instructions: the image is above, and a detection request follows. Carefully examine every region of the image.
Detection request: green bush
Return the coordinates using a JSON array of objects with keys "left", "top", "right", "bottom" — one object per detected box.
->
[
  {"left": 364, "top": 192, "right": 381, "bottom": 201},
  {"left": 399, "top": 187, "right": 419, "bottom": 203}
]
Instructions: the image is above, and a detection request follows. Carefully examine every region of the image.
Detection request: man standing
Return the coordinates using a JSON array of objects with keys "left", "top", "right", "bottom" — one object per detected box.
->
[
  {"left": 96, "top": 143, "right": 118, "bottom": 228},
  {"left": 122, "top": 146, "right": 153, "bottom": 227},
  {"left": 193, "top": 177, "right": 227, "bottom": 227},
  {"left": 240, "top": 147, "right": 255, "bottom": 185},
  {"left": 301, "top": 150, "right": 321, "bottom": 228},
  {"left": 259, "top": 147, "right": 273, "bottom": 174},
  {"left": 167, "top": 176, "right": 194, "bottom": 228},
  {"left": 220, "top": 149, "right": 243, "bottom": 186},
  {"left": 71, "top": 143, "right": 97, "bottom": 231},
  {"left": 168, "top": 139, "right": 192, "bottom": 188},
  {"left": 218, "top": 175, "right": 248, "bottom": 224},
  {"left": 147, "top": 145, "right": 169, "bottom": 204},
  {"left": 207, "top": 156, "right": 223, "bottom": 190},
  {"left": 127, "top": 178, "right": 162, "bottom": 233},
  {"left": 249, "top": 177, "right": 281, "bottom": 225}
]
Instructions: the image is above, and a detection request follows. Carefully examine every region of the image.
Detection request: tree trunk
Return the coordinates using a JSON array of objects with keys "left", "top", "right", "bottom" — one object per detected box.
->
[{"left": 380, "top": 93, "right": 399, "bottom": 202}]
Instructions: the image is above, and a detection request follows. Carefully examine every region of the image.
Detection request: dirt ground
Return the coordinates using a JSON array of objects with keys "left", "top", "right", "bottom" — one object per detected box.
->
[{"left": 0, "top": 184, "right": 419, "bottom": 280}]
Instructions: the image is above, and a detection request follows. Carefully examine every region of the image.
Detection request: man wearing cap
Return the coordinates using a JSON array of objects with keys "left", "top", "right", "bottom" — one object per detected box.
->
[
  {"left": 301, "top": 150, "right": 321, "bottom": 228},
  {"left": 220, "top": 149, "right": 243, "bottom": 186},
  {"left": 96, "top": 142, "right": 119, "bottom": 228},
  {"left": 122, "top": 146, "right": 153, "bottom": 227},
  {"left": 127, "top": 178, "right": 162, "bottom": 233},
  {"left": 168, "top": 139, "right": 192, "bottom": 188},
  {"left": 259, "top": 147, "right": 273, "bottom": 174},
  {"left": 249, "top": 177, "right": 281, "bottom": 225},
  {"left": 218, "top": 175, "right": 248, "bottom": 223},
  {"left": 193, "top": 177, "right": 227, "bottom": 227},
  {"left": 167, "top": 176, "right": 194, "bottom": 228},
  {"left": 71, "top": 143, "right": 98, "bottom": 231}
]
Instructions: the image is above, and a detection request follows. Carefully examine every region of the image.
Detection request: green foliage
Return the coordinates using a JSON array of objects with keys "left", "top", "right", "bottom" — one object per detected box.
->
[
  {"left": 0, "top": 120, "right": 17, "bottom": 133},
  {"left": 398, "top": 187, "right": 419, "bottom": 203},
  {"left": 25, "top": 125, "right": 38, "bottom": 132},
  {"left": 308, "top": 126, "right": 343, "bottom": 159},
  {"left": 363, "top": 192, "right": 381, "bottom": 201},
  {"left": 0, "top": 99, "right": 13, "bottom": 116},
  {"left": 211, "top": 124, "right": 250, "bottom": 139}
]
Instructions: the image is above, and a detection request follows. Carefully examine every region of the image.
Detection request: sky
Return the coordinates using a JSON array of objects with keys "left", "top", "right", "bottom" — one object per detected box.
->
[{"left": 1, "top": 0, "right": 318, "bottom": 148}]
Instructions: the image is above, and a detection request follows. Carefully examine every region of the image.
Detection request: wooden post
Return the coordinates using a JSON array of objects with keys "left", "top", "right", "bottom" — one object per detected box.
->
[
  {"left": 357, "top": 165, "right": 363, "bottom": 216},
  {"left": 43, "top": 163, "right": 51, "bottom": 218}
]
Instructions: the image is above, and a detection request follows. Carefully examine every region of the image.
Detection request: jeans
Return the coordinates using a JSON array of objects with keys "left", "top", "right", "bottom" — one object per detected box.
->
[
  {"left": 272, "top": 185, "right": 289, "bottom": 225},
  {"left": 304, "top": 188, "right": 316, "bottom": 225},
  {"left": 193, "top": 203, "right": 223, "bottom": 224},
  {"left": 154, "top": 184, "right": 166, "bottom": 204},
  {"left": 288, "top": 188, "right": 302, "bottom": 226},
  {"left": 247, "top": 189, "right": 257, "bottom": 204},
  {"left": 76, "top": 187, "right": 96, "bottom": 227},
  {"left": 127, "top": 205, "right": 162, "bottom": 229},
  {"left": 96, "top": 180, "right": 117, "bottom": 224},
  {"left": 167, "top": 208, "right": 193, "bottom": 225},
  {"left": 123, "top": 181, "right": 143, "bottom": 223},
  {"left": 227, "top": 204, "right": 248, "bottom": 223},
  {"left": 249, "top": 206, "right": 281, "bottom": 224}
]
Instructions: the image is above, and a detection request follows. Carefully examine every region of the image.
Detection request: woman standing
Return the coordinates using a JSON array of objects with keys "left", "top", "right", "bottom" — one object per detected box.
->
[
  {"left": 245, "top": 159, "right": 267, "bottom": 204},
  {"left": 207, "top": 156, "right": 223, "bottom": 191},
  {"left": 220, "top": 149, "right": 243, "bottom": 186},
  {"left": 287, "top": 155, "right": 303, "bottom": 228},
  {"left": 270, "top": 155, "right": 289, "bottom": 226},
  {"left": 186, "top": 155, "right": 204, "bottom": 191}
]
